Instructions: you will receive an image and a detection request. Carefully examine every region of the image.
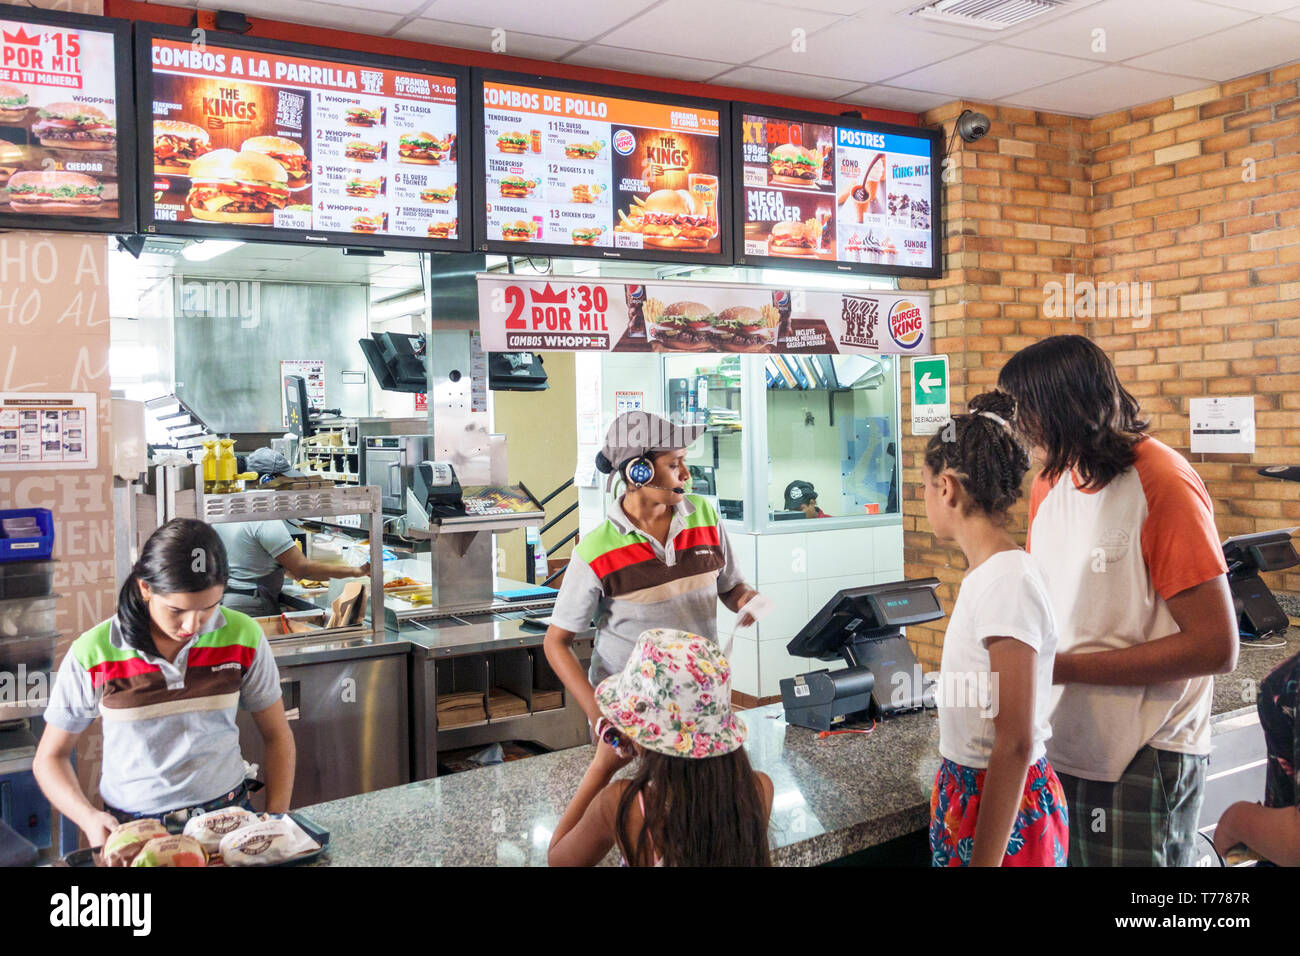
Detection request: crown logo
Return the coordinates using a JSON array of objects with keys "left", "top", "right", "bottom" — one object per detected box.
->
[
  {"left": 3, "top": 27, "right": 41, "bottom": 46},
  {"left": 529, "top": 283, "right": 568, "bottom": 306}
]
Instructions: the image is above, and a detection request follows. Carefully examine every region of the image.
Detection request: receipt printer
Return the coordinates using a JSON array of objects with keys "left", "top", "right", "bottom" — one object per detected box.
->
[
  {"left": 779, "top": 577, "right": 944, "bottom": 731},
  {"left": 410, "top": 460, "right": 463, "bottom": 519}
]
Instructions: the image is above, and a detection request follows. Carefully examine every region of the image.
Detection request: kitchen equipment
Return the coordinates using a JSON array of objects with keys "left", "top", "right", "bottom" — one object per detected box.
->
[
  {"left": 1222, "top": 528, "right": 1298, "bottom": 638},
  {"left": 365, "top": 435, "right": 435, "bottom": 514},
  {"left": 780, "top": 577, "right": 943, "bottom": 731},
  {"left": 0, "top": 509, "right": 53, "bottom": 562}
]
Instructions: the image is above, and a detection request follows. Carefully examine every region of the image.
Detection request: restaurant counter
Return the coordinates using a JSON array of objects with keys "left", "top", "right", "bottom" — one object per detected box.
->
[{"left": 297, "top": 627, "right": 1299, "bottom": 867}]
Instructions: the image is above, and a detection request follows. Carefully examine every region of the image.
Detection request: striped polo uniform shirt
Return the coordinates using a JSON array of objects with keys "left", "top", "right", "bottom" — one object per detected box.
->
[
  {"left": 550, "top": 494, "right": 747, "bottom": 682},
  {"left": 44, "top": 607, "right": 282, "bottom": 814}
]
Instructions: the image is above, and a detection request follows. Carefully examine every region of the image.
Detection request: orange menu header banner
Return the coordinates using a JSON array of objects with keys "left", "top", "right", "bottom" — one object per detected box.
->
[
  {"left": 151, "top": 38, "right": 457, "bottom": 104},
  {"left": 483, "top": 82, "right": 718, "bottom": 136}
]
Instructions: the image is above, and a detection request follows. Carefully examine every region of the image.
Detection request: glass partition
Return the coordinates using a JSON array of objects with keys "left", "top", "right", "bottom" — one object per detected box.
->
[{"left": 662, "top": 353, "right": 745, "bottom": 521}]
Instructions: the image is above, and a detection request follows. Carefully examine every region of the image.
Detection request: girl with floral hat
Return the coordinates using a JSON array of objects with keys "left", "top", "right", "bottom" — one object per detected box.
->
[
  {"left": 548, "top": 629, "right": 773, "bottom": 866},
  {"left": 921, "top": 391, "right": 1068, "bottom": 866}
]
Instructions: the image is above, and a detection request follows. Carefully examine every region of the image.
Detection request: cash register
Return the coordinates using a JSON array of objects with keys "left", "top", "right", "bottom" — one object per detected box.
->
[
  {"left": 780, "top": 577, "right": 943, "bottom": 731},
  {"left": 1222, "top": 528, "right": 1298, "bottom": 638}
]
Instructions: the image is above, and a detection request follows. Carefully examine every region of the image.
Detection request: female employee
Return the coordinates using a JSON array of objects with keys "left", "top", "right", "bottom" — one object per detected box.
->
[
  {"left": 544, "top": 411, "right": 762, "bottom": 735},
  {"left": 34, "top": 519, "right": 295, "bottom": 847}
]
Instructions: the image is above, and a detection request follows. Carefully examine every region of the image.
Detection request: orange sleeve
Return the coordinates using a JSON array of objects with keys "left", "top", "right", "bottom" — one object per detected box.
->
[
  {"left": 1134, "top": 439, "right": 1229, "bottom": 601},
  {"left": 1025, "top": 471, "right": 1052, "bottom": 553}
]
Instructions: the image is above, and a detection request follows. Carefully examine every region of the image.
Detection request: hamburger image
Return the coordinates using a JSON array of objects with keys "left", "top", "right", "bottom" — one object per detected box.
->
[
  {"left": 498, "top": 175, "right": 533, "bottom": 199},
  {"left": 346, "top": 106, "right": 383, "bottom": 127},
  {"left": 427, "top": 218, "right": 457, "bottom": 240},
  {"left": 615, "top": 189, "right": 714, "bottom": 250},
  {"left": 571, "top": 225, "right": 603, "bottom": 245},
  {"left": 154, "top": 119, "right": 211, "bottom": 174},
  {"left": 243, "top": 135, "right": 308, "bottom": 183},
  {"left": 768, "top": 218, "right": 820, "bottom": 257},
  {"left": 32, "top": 102, "right": 115, "bottom": 151},
  {"left": 713, "top": 304, "right": 779, "bottom": 352},
  {"left": 352, "top": 213, "right": 385, "bottom": 234},
  {"left": 185, "top": 149, "right": 291, "bottom": 225},
  {"left": 399, "top": 131, "right": 446, "bottom": 165},
  {"left": 0, "top": 83, "right": 29, "bottom": 123},
  {"left": 346, "top": 174, "right": 384, "bottom": 198},
  {"left": 501, "top": 220, "right": 535, "bottom": 241},
  {"left": 496, "top": 130, "right": 528, "bottom": 153},
  {"left": 345, "top": 140, "right": 383, "bottom": 162},
  {"left": 648, "top": 300, "right": 715, "bottom": 352},
  {"left": 420, "top": 184, "right": 456, "bottom": 203},
  {"left": 768, "top": 143, "right": 819, "bottom": 186},
  {"left": 563, "top": 140, "right": 602, "bottom": 160},
  {"left": 7, "top": 170, "right": 103, "bottom": 213}
]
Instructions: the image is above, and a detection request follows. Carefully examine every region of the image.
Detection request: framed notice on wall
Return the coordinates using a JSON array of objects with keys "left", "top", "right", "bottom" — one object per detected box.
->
[{"left": 0, "top": 392, "right": 98, "bottom": 470}]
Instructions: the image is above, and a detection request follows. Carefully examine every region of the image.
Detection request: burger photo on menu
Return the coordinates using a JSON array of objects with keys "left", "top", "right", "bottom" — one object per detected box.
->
[
  {"left": 768, "top": 218, "right": 820, "bottom": 257},
  {"left": 643, "top": 300, "right": 715, "bottom": 352},
  {"left": 351, "top": 213, "right": 385, "bottom": 234},
  {"left": 346, "top": 174, "right": 384, "bottom": 199},
  {"left": 712, "top": 305, "right": 780, "bottom": 351},
  {"left": 346, "top": 106, "right": 384, "bottom": 127},
  {"left": 399, "top": 131, "right": 448, "bottom": 165},
  {"left": 427, "top": 219, "right": 457, "bottom": 240},
  {"left": 563, "top": 140, "right": 603, "bottom": 160},
  {"left": 420, "top": 184, "right": 456, "bottom": 204},
  {"left": 6, "top": 170, "right": 103, "bottom": 213},
  {"left": 497, "top": 174, "right": 535, "bottom": 199},
  {"left": 615, "top": 189, "right": 714, "bottom": 250},
  {"left": 345, "top": 139, "right": 384, "bottom": 162},
  {"left": 496, "top": 130, "right": 528, "bottom": 153},
  {"left": 153, "top": 120, "right": 211, "bottom": 174},
  {"left": 242, "top": 136, "right": 308, "bottom": 185},
  {"left": 0, "top": 84, "right": 29, "bottom": 123},
  {"left": 501, "top": 220, "right": 536, "bottom": 241},
  {"left": 185, "top": 149, "right": 291, "bottom": 224},
  {"left": 768, "top": 143, "right": 818, "bottom": 186},
  {"left": 571, "top": 225, "right": 603, "bottom": 246},
  {"left": 33, "top": 102, "right": 115, "bottom": 151}
]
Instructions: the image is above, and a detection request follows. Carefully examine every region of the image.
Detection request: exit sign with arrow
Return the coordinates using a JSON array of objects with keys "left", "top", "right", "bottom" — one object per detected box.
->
[{"left": 911, "top": 354, "right": 950, "bottom": 435}]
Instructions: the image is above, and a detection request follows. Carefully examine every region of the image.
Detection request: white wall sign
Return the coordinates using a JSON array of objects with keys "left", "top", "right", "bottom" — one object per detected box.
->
[
  {"left": 0, "top": 393, "right": 99, "bottom": 470},
  {"left": 1190, "top": 396, "right": 1255, "bottom": 454},
  {"left": 615, "top": 390, "right": 644, "bottom": 414}
]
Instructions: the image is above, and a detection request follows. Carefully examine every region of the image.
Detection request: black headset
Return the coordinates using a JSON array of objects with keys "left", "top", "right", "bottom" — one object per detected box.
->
[{"left": 594, "top": 451, "right": 679, "bottom": 492}]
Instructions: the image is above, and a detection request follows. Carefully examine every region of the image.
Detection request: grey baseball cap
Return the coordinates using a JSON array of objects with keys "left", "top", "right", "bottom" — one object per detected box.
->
[
  {"left": 596, "top": 411, "right": 705, "bottom": 491},
  {"left": 247, "top": 447, "right": 302, "bottom": 478}
]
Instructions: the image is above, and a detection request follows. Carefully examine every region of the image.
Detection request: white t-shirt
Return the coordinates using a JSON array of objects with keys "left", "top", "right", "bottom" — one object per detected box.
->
[
  {"left": 938, "top": 549, "right": 1059, "bottom": 770},
  {"left": 1028, "top": 437, "right": 1228, "bottom": 782}
]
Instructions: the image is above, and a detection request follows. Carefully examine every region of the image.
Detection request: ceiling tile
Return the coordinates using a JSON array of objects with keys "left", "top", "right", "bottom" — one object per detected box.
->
[
  {"left": 562, "top": 45, "right": 735, "bottom": 82},
  {"left": 420, "top": 0, "right": 660, "bottom": 42},
  {"left": 708, "top": 66, "right": 865, "bottom": 100},
  {"left": 394, "top": 19, "right": 579, "bottom": 59},
  {"left": 887, "top": 45, "right": 1099, "bottom": 100},
  {"left": 1125, "top": 17, "right": 1300, "bottom": 79},
  {"left": 837, "top": 85, "right": 956, "bottom": 113},
  {"left": 885, "top": 0, "right": 1109, "bottom": 43},
  {"left": 751, "top": 18, "right": 980, "bottom": 84},
  {"left": 202, "top": 0, "right": 403, "bottom": 33},
  {"left": 755, "top": 0, "right": 892, "bottom": 14},
  {"left": 598, "top": 0, "right": 839, "bottom": 63},
  {"left": 1002, "top": 65, "right": 1212, "bottom": 116},
  {"left": 1276, "top": 4, "right": 1300, "bottom": 19},
  {"left": 1003, "top": 0, "right": 1254, "bottom": 62},
  {"left": 1198, "top": 0, "right": 1297, "bottom": 11}
]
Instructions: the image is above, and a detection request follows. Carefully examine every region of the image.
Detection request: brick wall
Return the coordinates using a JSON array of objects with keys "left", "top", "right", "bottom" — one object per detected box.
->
[{"left": 898, "top": 63, "right": 1300, "bottom": 668}]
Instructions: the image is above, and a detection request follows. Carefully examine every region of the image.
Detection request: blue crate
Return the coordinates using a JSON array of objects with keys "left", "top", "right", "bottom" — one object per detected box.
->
[{"left": 0, "top": 509, "right": 53, "bottom": 563}]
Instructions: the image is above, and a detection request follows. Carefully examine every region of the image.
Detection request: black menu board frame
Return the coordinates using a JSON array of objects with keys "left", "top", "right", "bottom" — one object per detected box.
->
[
  {"left": 472, "top": 68, "right": 732, "bottom": 266},
  {"left": 134, "top": 24, "right": 470, "bottom": 252},
  {"left": 731, "top": 103, "right": 942, "bottom": 279},
  {"left": 0, "top": 8, "right": 136, "bottom": 235}
]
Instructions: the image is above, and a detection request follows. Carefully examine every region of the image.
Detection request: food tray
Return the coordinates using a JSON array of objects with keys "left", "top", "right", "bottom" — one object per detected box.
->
[
  {"left": 0, "top": 594, "right": 57, "bottom": 639},
  {"left": 60, "top": 812, "right": 330, "bottom": 868},
  {"left": 0, "top": 559, "right": 55, "bottom": 599}
]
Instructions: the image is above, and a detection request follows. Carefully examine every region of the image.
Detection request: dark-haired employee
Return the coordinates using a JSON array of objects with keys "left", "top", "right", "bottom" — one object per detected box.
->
[
  {"left": 34, "top": 518, "right": 295, "bottom": 847},
  {"left": 784, "top": 480, "right": 829, "bottom": 518}
]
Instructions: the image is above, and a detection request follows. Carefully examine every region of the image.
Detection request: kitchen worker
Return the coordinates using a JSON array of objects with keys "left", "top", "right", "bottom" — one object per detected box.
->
[
  {"left": 998, "top": 335, "right": 1238, "bottom": 866},
  {"left": 216, "top": 448, "right": 368, "bottom": 616},
  {"left": 34, "top": 519, "right": 295, "bottom": 847},
  {"left": 544, "top": 411, "right": 762, "bottom": 744},
  {"left": 784, "top": 480, "right": 830, "bottom": 518}
]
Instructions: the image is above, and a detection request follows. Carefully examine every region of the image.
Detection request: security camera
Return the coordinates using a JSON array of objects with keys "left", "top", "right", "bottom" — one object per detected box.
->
[{"left": 956, "top": 110, "right": 991, "bottom": 143}]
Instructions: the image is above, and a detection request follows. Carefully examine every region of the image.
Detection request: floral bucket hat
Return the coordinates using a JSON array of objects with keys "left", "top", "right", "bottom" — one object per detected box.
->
[{"left": 595, "top": 628, "right": 746, "bottom": 758}]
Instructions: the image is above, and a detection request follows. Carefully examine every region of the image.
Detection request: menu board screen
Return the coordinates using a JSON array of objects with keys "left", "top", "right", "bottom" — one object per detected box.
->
[
  {"left": 0, "top": 9, "right": 134, "bottom": 233},
  {"left": 138, "top": 28, "right": 468, "bottom": 249},
  {"left": 474, "top": 72, "right": 729, "bottom": 264},
  {"left": 736, "top": 106, "right": 940, "bottom": 277}
]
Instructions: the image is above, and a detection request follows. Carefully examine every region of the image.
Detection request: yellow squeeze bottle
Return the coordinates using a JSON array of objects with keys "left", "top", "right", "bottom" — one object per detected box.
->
[
  {"left": 201, "top": 440, "right": 218, "bottom": 494},
  {"left": 215, "top": 439, "right": 238, "bottom": 494}
]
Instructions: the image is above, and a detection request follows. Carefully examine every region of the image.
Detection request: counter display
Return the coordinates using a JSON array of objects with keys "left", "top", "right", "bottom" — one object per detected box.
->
[
  {"left": 734, "top": 104, "right": 940, "bottom": 278},
  {"left": 136, "top": 26, "right": 468, "bottom": 250},
  {"left": 474, "top": 71, "right": 729, "bottom": 264},
  {"left": 0, "top": 8, "right": 135, "bottom": 232}
]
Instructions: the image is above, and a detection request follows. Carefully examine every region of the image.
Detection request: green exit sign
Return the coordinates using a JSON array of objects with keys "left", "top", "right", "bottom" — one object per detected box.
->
[{"left": 911, "top": 355, "right": 950, "bottom": 436}]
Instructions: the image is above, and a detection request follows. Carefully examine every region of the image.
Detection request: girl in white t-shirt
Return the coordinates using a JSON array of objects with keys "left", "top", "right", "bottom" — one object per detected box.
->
[{"left": 922, "top": 391, "right": 1068, "bottom": 867}]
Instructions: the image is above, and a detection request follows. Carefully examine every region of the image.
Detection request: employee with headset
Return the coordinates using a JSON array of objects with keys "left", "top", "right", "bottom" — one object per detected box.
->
[{"left": 544, "top": 411, "right": 762, "bottom": 751}]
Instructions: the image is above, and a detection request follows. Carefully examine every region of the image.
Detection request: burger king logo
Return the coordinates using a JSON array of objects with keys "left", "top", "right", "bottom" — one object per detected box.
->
[
  {"left": 612, "top": 129, "right": 636, "bottom": 156},
  {"left": 888, "top": 300, "right": 925, "bottom": 350}
]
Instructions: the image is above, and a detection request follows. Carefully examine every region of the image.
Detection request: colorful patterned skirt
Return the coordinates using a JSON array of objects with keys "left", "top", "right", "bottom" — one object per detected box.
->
[{"left": 930, "top": 756, "right": 1069, "bottom": 867}]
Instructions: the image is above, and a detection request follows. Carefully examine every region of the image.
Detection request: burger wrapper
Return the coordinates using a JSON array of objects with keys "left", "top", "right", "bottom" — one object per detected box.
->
[
  {"left": 218, "top": 816, "right": 319, "bottom": 866},
  {"left": 130, "top": 834, "right": 207, "bottom": 867},
  {"left": 182, "top": 807, "right": 260, "bottom": 855}
]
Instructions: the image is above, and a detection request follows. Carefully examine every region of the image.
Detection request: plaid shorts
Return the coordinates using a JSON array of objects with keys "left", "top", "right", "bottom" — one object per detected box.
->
[{"left": 1057, "top": 746, "right": 1207, "bottom": 867}]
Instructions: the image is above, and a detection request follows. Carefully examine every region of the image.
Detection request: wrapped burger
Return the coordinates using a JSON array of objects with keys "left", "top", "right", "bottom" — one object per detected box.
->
[
  {"left": 102, "top": 818, "right": 168, "bottom": 867},
  {"left": 183, "top": 807, "right": 259, "bottom": 855},
  {"left": 218, "top": 817, "right": 316, "bottom": 866},
  {"left": 131, "top": 834, "right": 207, "bottom": 867}
]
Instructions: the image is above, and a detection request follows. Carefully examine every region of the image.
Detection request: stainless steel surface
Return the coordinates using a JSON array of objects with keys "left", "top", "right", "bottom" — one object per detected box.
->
[
  {"left": 425, "top": 252, "right": 484, "bottom": 333},
  {"left": 237, "top": 649, "right": 409, "bottom": 808},
  {"left": 426, "top": 329, "right": 492, "bottom": 485},
  {"left": 404, "top": 511, "right": 545, "bottom": 536},
  {"left": 173, "top": 280, "right": 369, "bottom": 433},
  {"left": 356, "top": 417, "right": 427, "bottom": 486},
  {"left": 364, "top": 434, "right": 433, "bottom": 513}
]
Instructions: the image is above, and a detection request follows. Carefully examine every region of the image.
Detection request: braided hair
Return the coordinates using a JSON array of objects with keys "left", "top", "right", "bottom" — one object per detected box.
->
[{"left": 923, "top": 390, "right": 1031, "bottom": 522}]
